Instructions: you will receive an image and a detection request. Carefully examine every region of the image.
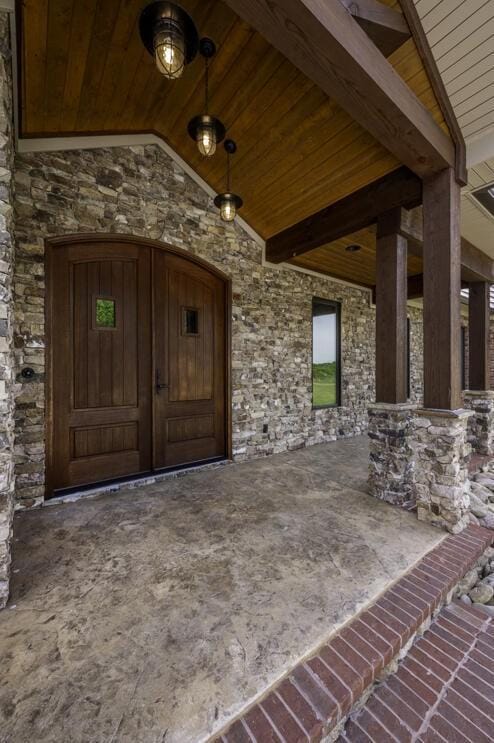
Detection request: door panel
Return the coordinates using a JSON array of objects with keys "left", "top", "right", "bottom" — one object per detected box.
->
[
  {"left": 51, "top": 242, "right": 152, "bottom": 490},
  {"left": 49, "top": 239, "right": 227, "bottom": 494},
  {"left": 153, "top": 251, "right": 226, "bottom": 469}
]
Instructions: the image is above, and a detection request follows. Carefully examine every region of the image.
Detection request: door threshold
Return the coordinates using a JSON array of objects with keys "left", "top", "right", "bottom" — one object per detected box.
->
[{"left": 46, "top": 457, "right": 231, "bottom": 507}]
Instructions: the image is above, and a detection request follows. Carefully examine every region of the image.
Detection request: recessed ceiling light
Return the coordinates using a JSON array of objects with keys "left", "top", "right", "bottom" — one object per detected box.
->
[{"left": 345, "top": 244, "right": 361, "bottom": 252}]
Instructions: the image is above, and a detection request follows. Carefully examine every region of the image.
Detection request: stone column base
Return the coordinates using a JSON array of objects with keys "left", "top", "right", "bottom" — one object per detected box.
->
[
  {"left": 464, "top": 391, "right": 494, "bottom": 456},
  {"left": 412, "top": 409, "right": 472, "bottom": 534},
  {"left": 368, "top": 403, "right": 417, "bottom": 507}
]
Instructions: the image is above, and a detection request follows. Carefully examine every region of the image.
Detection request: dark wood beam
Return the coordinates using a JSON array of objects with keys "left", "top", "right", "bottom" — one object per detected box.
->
[
  {"left": 224, "top": 0, "right": 455, "bottom": 179},
  {"left": 266, "top": 167, "right": 422, "bottom": 264},
  {"left": 375, "top": 210, "right": 408, "bottom": 403},
  {"left": 423, "top": 168, "right": 462, "bottom": 410},
  {"left": 469, "top": 282, "right": 491, "bottom": 391},
  {"left": 398, "top": 207, "right": 494, "bottom": 283},
  {"left": 399, "top": 0, "right": 467, "bottom": 185},
  {"left": 339, "top": 0, "right": 410, "bottom": 57}
]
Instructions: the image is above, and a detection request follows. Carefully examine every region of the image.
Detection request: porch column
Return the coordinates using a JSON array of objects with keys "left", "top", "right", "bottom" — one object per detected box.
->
[
  {"left": 464, "top": 282, "right": 494, "bottom": 455},
  {"left": 368, "top": 210, "right": 416, "bottom": 507},
  {"left": 0, "top": 10, "right": 15, "bottom": 608},
  {"left": 413, "top": 168, "right": 471, "bottom": 533}
]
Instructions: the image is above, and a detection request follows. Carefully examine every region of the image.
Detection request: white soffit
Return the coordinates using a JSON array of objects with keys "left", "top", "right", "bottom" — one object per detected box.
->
[
  {"left": 413, "top": 0, "right": 494, "bottom": 155},
  {"left": 462, "top": 155, "right": 494, "bottom": 259}
]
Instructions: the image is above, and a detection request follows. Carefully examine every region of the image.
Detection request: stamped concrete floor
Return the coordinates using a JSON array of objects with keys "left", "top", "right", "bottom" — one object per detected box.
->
[{"left": 0, "top": 437, "right": 444, "bottom": 743}]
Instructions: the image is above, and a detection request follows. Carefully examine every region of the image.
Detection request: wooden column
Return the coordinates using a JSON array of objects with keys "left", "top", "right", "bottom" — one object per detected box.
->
[
  {"left": 375, "top": 210, "right": 408, "bottom": 403},
  {"left": 469, "top": 282, "right": 491, "bottom": 390},
  {"left": 423, "top": 167, "right": 462, "bottom": 410}
]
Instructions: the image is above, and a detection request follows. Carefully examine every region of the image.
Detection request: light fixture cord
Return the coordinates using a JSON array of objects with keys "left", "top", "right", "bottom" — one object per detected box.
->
[
  {"left": 205, "top": 56, "right": 209, "bottom": 113},
  {"left": 227, "top": 151, "right": 231, "bottom": 192}
]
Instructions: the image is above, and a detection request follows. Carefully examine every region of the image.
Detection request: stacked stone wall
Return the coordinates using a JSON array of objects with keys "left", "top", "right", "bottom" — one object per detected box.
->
[
  {"left": 12, "top": 144, "right": 425, "bottom": 507},
  {"left": 0, "top": 12, "right": 15, "bottom": 606}
]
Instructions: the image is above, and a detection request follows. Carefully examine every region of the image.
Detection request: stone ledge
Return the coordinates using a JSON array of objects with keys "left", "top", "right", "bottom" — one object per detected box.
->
[
  {"left": 212, "top": 525, "right": 493, "bottom": 743},
  {"left": 415, "top": 408, "right": 473, "bottom": 421},
  {"left": 464, "top": 390, "right": 494, "bottom": 400}
]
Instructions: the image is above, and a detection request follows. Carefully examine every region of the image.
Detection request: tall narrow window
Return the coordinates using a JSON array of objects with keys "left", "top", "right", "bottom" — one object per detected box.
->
[
  {"left": 407, "top": 318, "right": 411, "bottom": 399},
  {"left": 312, "top": 298, "right": 340, "bottom": 408},
  {"left": 461, "top": 325, "right": 467, "bottom": 390}
]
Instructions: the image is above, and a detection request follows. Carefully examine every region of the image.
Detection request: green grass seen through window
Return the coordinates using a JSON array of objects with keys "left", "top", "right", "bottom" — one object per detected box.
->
[{"left": 312, "top": 361, "right": 337, "bottom": 406}]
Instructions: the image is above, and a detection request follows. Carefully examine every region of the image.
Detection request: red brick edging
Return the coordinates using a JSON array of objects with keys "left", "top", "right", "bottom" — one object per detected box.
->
[
  {"left": 213, "top": 525, "right": 493, "bottom": 743},
  {"left": 342, "top": 600, "right": 494, "bottom": 741}
]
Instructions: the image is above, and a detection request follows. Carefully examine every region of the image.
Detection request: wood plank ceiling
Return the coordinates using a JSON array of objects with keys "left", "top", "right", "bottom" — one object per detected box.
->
[{"left": 19, "top": 0, "right": 448, "bottom": 287}]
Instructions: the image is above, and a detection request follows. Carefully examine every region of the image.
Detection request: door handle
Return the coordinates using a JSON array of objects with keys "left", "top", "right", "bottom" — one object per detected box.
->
[{"left": 155, "top": 370, "right": 168, "bottom": 393}]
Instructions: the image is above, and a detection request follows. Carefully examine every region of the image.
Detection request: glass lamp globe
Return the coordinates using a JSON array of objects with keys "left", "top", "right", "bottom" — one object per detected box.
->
[
  {"left": 197, "top": 121, "right": 217, "bottom": 157},
  {"left": 154, "top": 27, "right": 186, "bottom": 78},
  {"left": 220, "top": 196, "right": 236, "bottom": 222}
]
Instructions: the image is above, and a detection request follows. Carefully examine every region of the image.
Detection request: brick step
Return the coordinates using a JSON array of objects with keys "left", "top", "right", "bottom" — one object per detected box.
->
[
  {"left": 340, "top": 601, "right": 494, "bottom": 742},
  {"left": 212, "top": 525, "right": 493, "bottom": 743}
]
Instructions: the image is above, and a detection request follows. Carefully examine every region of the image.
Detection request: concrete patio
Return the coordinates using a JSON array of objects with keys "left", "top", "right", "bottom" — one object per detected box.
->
[{"left": 0, "top": 437, "right": 444, "bottom": 743}]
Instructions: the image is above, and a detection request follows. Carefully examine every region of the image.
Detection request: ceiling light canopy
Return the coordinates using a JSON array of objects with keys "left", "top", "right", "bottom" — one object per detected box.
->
[
  {"left": 139, "top": 2, "right": 199, "bottom": 79},
  {"left": 214, "top": 140, "right": 243, "bottom": 222}
]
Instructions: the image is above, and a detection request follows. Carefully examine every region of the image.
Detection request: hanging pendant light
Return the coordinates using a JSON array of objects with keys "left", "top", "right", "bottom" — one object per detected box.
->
[
  {"left": 187, "top": 38, "right": 225, "bottom": 157},
  {"left": 214, "top": 140, "right": 243, "bottom": 222},
  {"left": 139, "top": 2, "right": 199, "bottom": 79}
]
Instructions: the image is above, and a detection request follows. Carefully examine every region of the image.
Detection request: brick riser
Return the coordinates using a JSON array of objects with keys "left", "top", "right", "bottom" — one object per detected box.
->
[
  {"left": 212, "top": 525, "right": 493, "bottom": 743},
  {"left": 341, "top": 601, "right": 494, "bottom": 742}
]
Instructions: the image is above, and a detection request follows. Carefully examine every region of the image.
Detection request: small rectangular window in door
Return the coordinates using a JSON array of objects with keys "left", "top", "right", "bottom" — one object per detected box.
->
[
  {"left": 182, "top": 307, "right": 200, "bottom": 336},
  {"left": 94, "top": 297, "right": 116, "bottom": 329}
]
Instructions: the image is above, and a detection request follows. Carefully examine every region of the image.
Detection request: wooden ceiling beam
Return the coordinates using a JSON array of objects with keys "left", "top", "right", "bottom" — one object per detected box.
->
[
  {"left": 224, "top": 0, "right": 456, "bottom": 179},
  {"left": 339, "top": 0, "right": 410, "bottom": 57},
  {"left": 398, "top": 207, "right": 494, "bottom": 284},
  {"left": 266, "top": 167, "right": 422, "bottom": 264}
]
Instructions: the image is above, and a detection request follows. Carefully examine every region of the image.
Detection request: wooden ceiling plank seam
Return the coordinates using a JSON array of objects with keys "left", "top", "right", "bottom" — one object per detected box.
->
[
  {"left": 170, "top": 31, "right": 277, "bottom": 147},
  {"left": 92, "top": 0, "right": 158, "bottom": 131},
  {"left": 187, "top": 55, "right": 298, "bottom": 177},
  {"left": 115, "top": 47, "right": 159, "bottom": 132},
  {"left": 152, "top": 16, "right": 256, "bottom": 134},
  {"left": 224, "top": 0, "right": 455, "bottom": 178},
  {"left": 240, "top": 56, "right": 447, "bottom": 210},
  {"left": 74, "top": 0, "right": 125, "bottom": 130},
  {"left": 21, "top": 0, "right": 49, "bottom": 134},
  {"left": 43, "top": 0, "right": 76, "bottom": 131},
  {"left": 398, "top": 0, "right": 466, "bottom": 184},
  {"left": 234, "top": 98, "right": 362, "bottom": 206},
  {"left": 60, "top": 0, "right": 100, "bottom": 131},
  {"left": 138, "top": 0, "right": 213, "bottom": 128},
  {"left": 266, "top": 166, "right": 422, "bottom": 263},
  {"left": 203, "top": 74, "right": 321, "bottom": 193},
  {"left": 144, "top": 9, "right": 237, "bottom": 133},
  {"left": 253, "top": 132, "right": 399, "bottom": 228}
]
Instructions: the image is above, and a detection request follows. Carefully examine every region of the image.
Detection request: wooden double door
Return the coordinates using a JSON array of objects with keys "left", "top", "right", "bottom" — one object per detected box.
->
[{"left": 48, "top": 237, "right": 228, "bottom": 495}]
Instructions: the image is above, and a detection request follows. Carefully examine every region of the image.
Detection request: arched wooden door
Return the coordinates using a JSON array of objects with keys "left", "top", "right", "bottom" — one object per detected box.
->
[{"left": 46, "top": 236, "right": 229, "bottom": 495}]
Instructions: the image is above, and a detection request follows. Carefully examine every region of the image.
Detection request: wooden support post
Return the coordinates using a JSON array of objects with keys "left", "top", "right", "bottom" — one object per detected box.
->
[
  {"left": 423, "top": 168, "right": 462, "bottom": 410},
  {"left": 468, "top": 282, "right": 491, "bottom": 390},
  {"left": 375, "top": 210, "right": 408, "bottom": 403}
]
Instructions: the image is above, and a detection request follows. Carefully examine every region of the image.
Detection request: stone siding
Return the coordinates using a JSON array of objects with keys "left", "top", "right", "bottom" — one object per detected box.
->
[
  {"left": 13, "top": 143, "right": 424, "bottom": 507},
  {"left": 0, "top": 12, "right": 15, "bottom": 606}
]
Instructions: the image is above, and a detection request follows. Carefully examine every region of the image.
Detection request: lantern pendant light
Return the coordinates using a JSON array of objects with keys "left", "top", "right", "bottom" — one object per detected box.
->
[
  {"left": 214, "top": 140, "right": 243, "bottom": 222},
  {"left": 139, "top": 2, "right": 199, "bottom": 80},
  {"left": 187, "top": 38, "right": 225, "bottom": 157}
]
